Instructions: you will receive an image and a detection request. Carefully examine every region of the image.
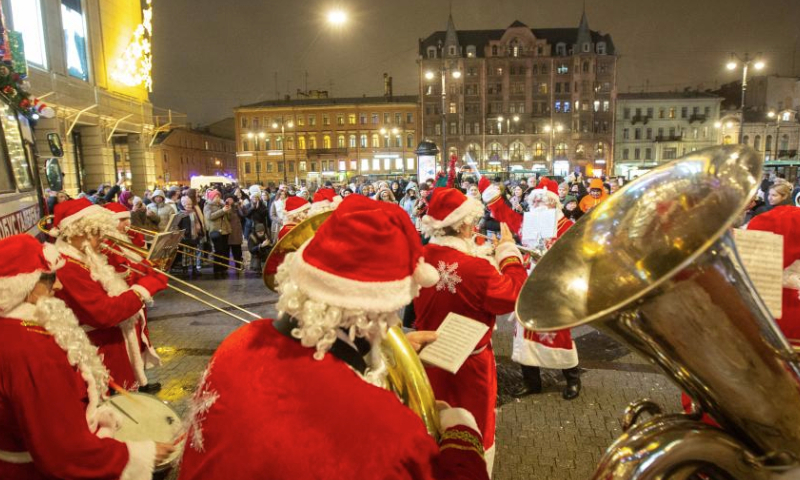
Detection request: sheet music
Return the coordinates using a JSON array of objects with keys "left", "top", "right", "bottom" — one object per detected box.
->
[
  {"left": 419, "top": 313, "right": 490, "bottom": 374},
  {"left": 522, "top": 209, "right": 557, "bottom": 242},
  {"left": 734, "top": 229, "right": 784, "bottom": 318}
]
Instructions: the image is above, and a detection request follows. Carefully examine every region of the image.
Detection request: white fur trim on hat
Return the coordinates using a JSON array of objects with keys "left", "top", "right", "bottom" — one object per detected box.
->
[
  {"left": 482, "top": 184, "right": 501, "bottom": 204},
  {"left": 413, "top": 257, "right": 439, "bottom": 288},
  {"left": 0, "top": 271, "right": 40, "bottom": 314},
  {"left": 59, "top": 204, "right": 106, "bottom": 231},
  {"left": 113, "top": 211, "right": 131, "bottom": 220},
  {"left": 420, "top": 196, "right": 484, "bottom": 238},
  {"left": 494, "top": 242, "right": 523, "bottom": 265},
  {"left": 42, "top": 243, "right": 65, "bottom": 271},
  {"left": 287, "top": 243, "right": 428, "bottom": 312}
]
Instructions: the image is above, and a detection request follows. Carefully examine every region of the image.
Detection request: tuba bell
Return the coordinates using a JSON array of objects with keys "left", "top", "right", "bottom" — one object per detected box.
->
[{"left": 516, "top": 146, "right": 800, "bottom": 478}]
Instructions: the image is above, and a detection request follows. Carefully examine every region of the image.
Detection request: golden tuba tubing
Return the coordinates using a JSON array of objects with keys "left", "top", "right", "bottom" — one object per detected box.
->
[
  {"left": 516, "top": 146, "right": 800, "bottom": 477},
  {"left": 265, "top": 212, "right": 440, "bottom": 438}
]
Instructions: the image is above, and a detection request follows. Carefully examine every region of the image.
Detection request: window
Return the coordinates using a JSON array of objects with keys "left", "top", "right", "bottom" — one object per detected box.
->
[
  {"left": 556, "top": 143, "right": 568, "bottom": 158},
  {"left": 308, "top": 115, "right": 316, "bottom": 126},
  {"left": 360, "top": 113, "right": 367, "bottom": 125},
  {"left": 349, "top": 135, "right": 356, "bottom": 148},
  {"left": 492, "top": 45, "right": 498, "bottom": 56},
  {"left": 298, "top": 136, "right": 306, "bottom": 149},
  {"left": 582, "top": 61, "right": 589, "bottom": 73},
  {"left": 289, "top": 161, "right": 295, "bottom": 173},
  {"left": 449, "top": 102, "right": 457, "bottom": 114},
  {"left": 645, "top": 148, "right": 652, "bottom": 160},
  {"left": 323, "top": 114, "right": 330, "bottom": 126},
  {"left": 252, "top": 118, "right": 259, "bottom": 130},
  {"left": 61, "top": 0, "right": 90, "bottom": 81},
  {"left": 596, "top": 42, "right": 606, "bottom": 55},
  {"left": 10, "top": 0, "right": 48, "bottom": 68},
  {"left": 383, "top": 113, "right": 390, "bottom": 124},
  {"left": 593, "top": 100, "right": 600, "bottom": 112},
  {"left": 557, "top": 63, "right": 569, "bottom": 74},
  {"left": 582, "top": 43, "right": 591, "bottom": 53},
  {"left": 394, "top": 113, "right": 401, "bottom": 125},
  {"left": 681, "top": 107, "right": 688, "bottom": 119},
  {"left": 372, "top": 159, "right": 380, "bottom": 171},
  {"left": 309, "top": 136, "right": 317, "bottom": 149},
  {"left": 646, "top": 128, "right": 652, "bottom": 140},
  {"left": 634, "top": 128, "right": 641, "bottom": 140},
  {"left": 300, "top": 161, "right": 307, "bottom": 172},
  {"left": 244, "top": 162, "right": 251, "bottom": 175},
  {"left": 323, "top": 136, "right": 331, "bottom": 148},
  {"left": 623, "top": 108, "right": 630, "bottom": 119},
  {"left": 663, "top": 148, "right": 677, "bottom": 159},
  {"left": 336, "top": 115, "right": 344, "bottom": 126},
  {"left": 297, "top": 116, "right": 305, "bottom": 126},
  {"left": 435, "top": 124, "right": 441, "bottom": 135},
  {"left": 242, "top": 139, "right": 249, "bottom": 151},
  {"left": 348, "top": 114, "right": 356, "bottom": 125},
  {"left": 337, "top": 135, "right": 345, "bottom": 148},
  {"left": 449, "top": 122, "right": 457, "bottom": 135},
  {"left": 407, "top": 134, "right": 414, "bottom": 148},
  {"left": 266, "top": 162, "right": 273, "bottom": 173},
  {"left": 371, "top": 114, "right": 379, "bottom": 124},
  {"left": 754, "top": 135, "right": 762, "bottom": 150},
  {"left": 555, "top": 83, "right": 561, "bottom": 94},
  {"left": 563, "top": 101, "right": 571, "bottom": 113},
  {"left": 634, "top": 148, "right": 641, "bottom": 160},
  {"left": 277, "top": 162, "right": 283, "bottom": 173},
  {"left": 555, "top": 101, "right": 562, "bottom": 113},
  {"left": 427, "top": 47, "right": 437, "bottom": 58},
  {"left": 360, "top": 134, "right": 367, "bottom": 148},
  {"left": 371, "top": 134, "right": 379, "bottom": 148},
  {"left": 603, "top": 101, "right": 610, "bottom": 112},
  {"left": 361, "top": 159, "right": 369, "bottom": 171},
  {"left": 406, "top": 113, "right": 413, "bottom": 124},
  {"left": 466, "top": 45, "right": 476, "bottom": 58},
  {"left": 0, "top": 106, "right": 32, "bottom": 190},
  {"left": 622, "top": 149, "right": 629, "bottom": 160},
  {"left": 766, "top": 135, "right": 773, "bottom": 151},
  {"left": 669, "top": 108, "right": 676, "bottom": 119},
  {"left": 556, "top": 43, "right": 566, "bottom": 56},
  {"left": 240, "top": 117, "right": 248, "bottom": 128},
  {"left": 623, "top": 128, "right": 630, "bottom": 140}
]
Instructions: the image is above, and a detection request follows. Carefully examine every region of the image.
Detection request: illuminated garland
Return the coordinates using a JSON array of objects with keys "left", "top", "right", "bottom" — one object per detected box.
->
[{"left": 111, "top": 0, "right": 152, "bottom": 91}]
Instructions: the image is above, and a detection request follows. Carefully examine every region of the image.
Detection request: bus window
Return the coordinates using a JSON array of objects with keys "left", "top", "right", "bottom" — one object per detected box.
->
[{"left": 0, "top": 104, "right": 33, "bottom": 190}]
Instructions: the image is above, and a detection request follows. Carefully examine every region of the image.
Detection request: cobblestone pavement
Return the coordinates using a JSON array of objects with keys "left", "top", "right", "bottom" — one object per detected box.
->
[{"left": 145, "top": 270, "right": 680, "bottom": 480}]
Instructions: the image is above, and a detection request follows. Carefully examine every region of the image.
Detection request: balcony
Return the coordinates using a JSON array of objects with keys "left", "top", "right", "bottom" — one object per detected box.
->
[
  {"left": 778, "top": 149, "right": 799, "bottom": 158},
  {"left": 631, "top": 115, "right": 650, "bottom": 125},
  {"left": 655, "top": 135, "right": 682, "bottom": 142},
  {"left": 689, "top": 114, "right": 707, "bottom": 124},
  {"left": 306, "top": 148, "right": 348, "bottom": 156}
]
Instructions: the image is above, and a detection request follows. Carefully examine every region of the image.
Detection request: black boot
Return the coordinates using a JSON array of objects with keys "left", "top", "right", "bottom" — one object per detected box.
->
[
  {"left": 562, "top": 367, "right": 581, "bottom": 400},
  {"left": 138, "top": 382, "right": 162, "bottom": 394},
  {"left": 513, "top": 366, "right": 542, "bottom": 397}
]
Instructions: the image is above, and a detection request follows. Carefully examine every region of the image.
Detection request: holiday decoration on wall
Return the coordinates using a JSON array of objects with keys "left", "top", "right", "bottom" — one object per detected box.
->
[{"left": 111, "top": 0, "right": 153, "bottom": 91}]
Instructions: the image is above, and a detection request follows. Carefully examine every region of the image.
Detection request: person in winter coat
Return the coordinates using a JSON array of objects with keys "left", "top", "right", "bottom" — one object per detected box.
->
[
  {"left": 269, "top": 190, "right": 287, "bottom": 241},
  {"left": 562, "top": 195, "right": 583, "bottom": 222},
  {"left": 225, "top": 195, "right": 245, "bottom": 274},
  {"left": 177, "top": 196, "right": 204, "bottom": 275},
  {"left": 247, "top": 223, "right": 271, "bottom": 272},
  {"left": 399, "top": 187, "right": 418, "bottom": 221},
  {"left": 203, "top": 190, "right": 231, "bottom": 278},
  {"left": 146, "top": 190, "right": 176, "bottom": 231}
]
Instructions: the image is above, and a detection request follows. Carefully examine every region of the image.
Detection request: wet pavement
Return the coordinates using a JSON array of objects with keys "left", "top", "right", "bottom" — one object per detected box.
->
[{"left": 144, "top": 269, "right": 680, "bottom": 480}]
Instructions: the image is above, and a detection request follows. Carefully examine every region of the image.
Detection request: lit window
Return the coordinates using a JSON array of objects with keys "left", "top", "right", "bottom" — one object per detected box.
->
[
  {"left": 361, "top": 159, "right": 369, "bottom": 171},
  {"left": 338, "top": 160, "right": 346, "bottom": 171},
  {"left": 407, "top": 157, "right": 415, "bottom": 170},
  {"left": 10, "top": 0, "right": 47, "bottom": 68},
  {"left": 62, "top": 0, "right": 90, "bottom": 81},
  {"left": 372, "top": 159, "right": 380, "bottom": 170}
]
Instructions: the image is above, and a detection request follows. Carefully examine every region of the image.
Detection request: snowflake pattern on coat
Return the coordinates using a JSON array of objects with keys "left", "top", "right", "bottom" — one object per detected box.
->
[
  {"left": 537, "top": 332, "right": 558, "bottom": 345},
  {"left": 435, "top": 261, "right": 462, "bottom": 294},
  {"left": 186, "top": 360, "right": 219, "bottom": 452}
]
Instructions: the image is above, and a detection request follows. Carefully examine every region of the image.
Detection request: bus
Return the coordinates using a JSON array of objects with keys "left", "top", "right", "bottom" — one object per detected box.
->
[{"left": 0, "top": 96, "right": 64, "bottom": 239}]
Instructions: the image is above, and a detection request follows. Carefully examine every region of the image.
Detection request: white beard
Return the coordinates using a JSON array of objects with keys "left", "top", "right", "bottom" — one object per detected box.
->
[
  {"left": 33, "top": 296, "right": 110, "bottom": 428},
  {"left": 81, "top": 242, "right": 130, "bottom": 296}
]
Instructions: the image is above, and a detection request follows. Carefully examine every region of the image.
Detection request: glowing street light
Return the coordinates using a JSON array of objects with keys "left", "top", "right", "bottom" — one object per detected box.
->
[
  {"left": 451, "top": 70, "right": 462, "bottom": 79},
  {"left": 327, "top": 10, "right": 347, "bottom": 25},
  {"left": 424, "top": 71, "right": 434, "bottom": 80},
  {"left": 726, "top": 52, "right": 765, "bottom": 143}
]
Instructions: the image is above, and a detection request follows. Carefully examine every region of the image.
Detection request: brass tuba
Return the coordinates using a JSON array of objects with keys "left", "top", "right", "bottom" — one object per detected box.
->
[
  {"left": 264, "top": 212, "right": 440, "bottom": 438},
  {"left": 516, "top": 146, "right": 800, "bottom": 478}
]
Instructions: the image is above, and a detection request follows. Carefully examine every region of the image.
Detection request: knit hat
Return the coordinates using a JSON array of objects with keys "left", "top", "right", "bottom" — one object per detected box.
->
[
  {"left": 588, "top": 178, "right": 604, "bottom": 190},
  {"left": 50, "top": 198, "right": 106, "bottom": 237},
  {"left": 284, "top": 196, "right": 310, "bottom": 219},
  {"left": 206, "top": 189, "right": 221, "bottom": 202},
  {"left": 284, "top": 195, "right": 438, "bottom": 312},
  {"left": 249, "top": 185, "right": 261, "bottom": 197},
  {"left": 563, "top": 195, "right": 578, "bottom": 206},
  {"left": 103, "top": 202, "right": 130, "bottom": 220},
  {"left": 0, "top": 235, "right": 64, "bottom": 313},
  {"left": 420, "top": 188, "right": 484, "bottom": 238}
]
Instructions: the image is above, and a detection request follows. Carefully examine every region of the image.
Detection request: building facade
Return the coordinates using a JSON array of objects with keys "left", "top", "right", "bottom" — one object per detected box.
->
[
  {"left": 418, "top": 13, "right": 617, "bottom": 178},
  {"left": 234, "top": 95, "right": 420, "bottom": 186},
  {"left": 614, "top": 92, "right": 723, "bottom": 178},
  {"left": 152, "top": 127, "right": 237, "bottom": 186},
  {"left": 718, "top": 109, "right": 800, "bottom": 180},
  {"left": 5, "top": 0, "right": 165, "bottom": 194}
]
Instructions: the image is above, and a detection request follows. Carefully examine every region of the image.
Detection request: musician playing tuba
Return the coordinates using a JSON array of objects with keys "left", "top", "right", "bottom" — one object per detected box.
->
[
  {"left": 49, "top": 198, "right": 168, "bottom": 391},
  {"left": 0, "top": 235, "right": 173, "bottom": 480},
  {"left": 178, "top": 195, "right": 491, "bottom": 480}
]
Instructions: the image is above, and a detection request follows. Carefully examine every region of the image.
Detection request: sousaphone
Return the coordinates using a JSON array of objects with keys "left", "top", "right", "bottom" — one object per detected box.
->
[{"left": 517, "top": 145, "right": 800, "bottom": 479}]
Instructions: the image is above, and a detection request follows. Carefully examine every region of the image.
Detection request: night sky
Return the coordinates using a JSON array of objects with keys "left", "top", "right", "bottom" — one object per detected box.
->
[{"left": 151, "top": 0, "right": 800, "bottom": 125}]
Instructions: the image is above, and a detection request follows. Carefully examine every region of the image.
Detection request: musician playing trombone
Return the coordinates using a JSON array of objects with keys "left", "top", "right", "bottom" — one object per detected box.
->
[
  {"left": 0, "top": 235, "right": 173, "bottom": 480},
  {"left": 49, "top": 198, "right": 169, "bottom": 391},
  {"left": 178, "top": 195, "right": 491, "bottom": 480}
]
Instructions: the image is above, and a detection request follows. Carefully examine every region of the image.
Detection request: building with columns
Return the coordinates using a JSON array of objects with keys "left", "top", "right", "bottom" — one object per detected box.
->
[
  {"left": 151, "top": 127, "right": 237, "bottom": 186},
  {"left": 5, "top": 0, "right": 163, "bottom": 194},
  {"left": 614, "top": 92, "right": 723, "bottom": 179},
  {"left": 418, "top": 12, "right": 617, "bottom": 178},
  {"left": 234, "top": 93, "right": 420, "bottom": 187}
]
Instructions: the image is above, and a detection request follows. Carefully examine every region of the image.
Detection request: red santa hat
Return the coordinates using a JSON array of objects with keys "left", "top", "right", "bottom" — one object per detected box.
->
[
  {"left": 286, "top": 194, "right": 438, "bottom": 312},
  {"left": 0, "top": 234, "right": 64, "bottom": 313},
  {"left": 284, "top": 196, "right": 310, "bottom": 219},
  {"left": 420, "top": 188, "right": 484, "bottom": 238},
  {"left": 103, "top": 202, "right": 130, "bottom": 220},
  {"left": 309, "top": 187, "right": 342, "bottom": 216},
  {"left": 50, "top": 198, "right": 106, "bottom": 237}
]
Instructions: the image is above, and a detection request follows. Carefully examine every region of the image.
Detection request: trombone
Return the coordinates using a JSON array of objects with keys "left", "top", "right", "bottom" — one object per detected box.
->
[
  {"left": 127, "top": 225, "right": 245, "bottom": 271},
  {"left": 102, "top": 238, "right": 260, "bottom": 324}
]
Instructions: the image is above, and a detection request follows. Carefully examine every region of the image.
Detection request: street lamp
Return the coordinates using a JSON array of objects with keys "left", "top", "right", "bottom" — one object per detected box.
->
[
  {"left": 726, "top": 52, "right": 765, "bottom": 143},
  {"left": 327, "top": 9, "right": 347, "bottom": 25},
  {"left": 273, "top": 117, "right": 294, "bottom": 184},
  {"left": 424, "top": 66, "right": 462, "bottom": 170},
  {"left": 543, "top": 123, "right": 563, "bottom": 172}
]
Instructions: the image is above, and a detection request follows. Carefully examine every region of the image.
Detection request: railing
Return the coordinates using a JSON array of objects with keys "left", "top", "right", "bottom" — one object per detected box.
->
[
  {"left": 306, "top": 148, "right": 348, "bottom": 155},
  {"left": 631, "top": 115, "right": 650, "bottom": 125},
  {"left": 655, "top": 135, "right": 683, "bottom": 142},
  {"left": 689, "top": 114, "right": 707, "bottom": 124}
]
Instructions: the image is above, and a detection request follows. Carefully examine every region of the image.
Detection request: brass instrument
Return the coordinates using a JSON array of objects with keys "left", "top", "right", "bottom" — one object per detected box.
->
[
  {"left": 127, "top": 225, "right": 245, "bottom": 271},
  {"left": 102, "top": 238, "right": 260, "bottom": 324},
  {"left": 263, "top": 211, "right": 440, "bottom": 437},
  {"left": 516, "top": 145, "right": 800, "bottom": 479}
]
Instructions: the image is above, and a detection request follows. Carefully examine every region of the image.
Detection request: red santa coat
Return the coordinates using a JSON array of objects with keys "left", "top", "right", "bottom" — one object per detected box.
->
[
  {"left": 178, "top": 320, "right": 489, "bottom": 480},
  {"left": 55, "top": 255, "right": 148, "bottom": 389},
  {"left": 102, "top": 242, "right": 161, "bottom": 370},
  {"left": 511, "top": 216, "right": 579, "bottom": 369},
  {"left": 414, "top": 237, "right": 527, "bottom": 451},
  {"left": 0, "top": 317, "right": 132, "bottom": 480}
]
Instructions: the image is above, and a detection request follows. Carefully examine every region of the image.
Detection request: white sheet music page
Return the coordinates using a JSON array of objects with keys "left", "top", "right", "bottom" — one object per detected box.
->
[
  {"left": 522, "top": 209, "right": 557, "bottom": 242},
  {"left": 734, "top": 228, "right": 784, "bottom": 318},
  {"left": 418, "top": 313, "right": 490, "bottom": 374}
]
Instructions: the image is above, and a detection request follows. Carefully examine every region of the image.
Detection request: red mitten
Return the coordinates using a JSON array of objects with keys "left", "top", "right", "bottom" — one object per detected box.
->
[{"left": 136, "top": 274, "right": 168, "bottom": 297}]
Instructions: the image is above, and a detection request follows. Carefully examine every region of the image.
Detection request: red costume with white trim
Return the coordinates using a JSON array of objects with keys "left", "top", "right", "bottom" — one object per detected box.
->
[
  {"left": 415, "top": 188, "right": 526, "bottom": 470},
  {"left": 279, "top": 196, "right": 310, "bottom": 240},
  {"left": 180, "top": 195, "right": 488, "bottom": 480},
  {"left": 0, "top": 235, "right": 155, "bottom": 480}
]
